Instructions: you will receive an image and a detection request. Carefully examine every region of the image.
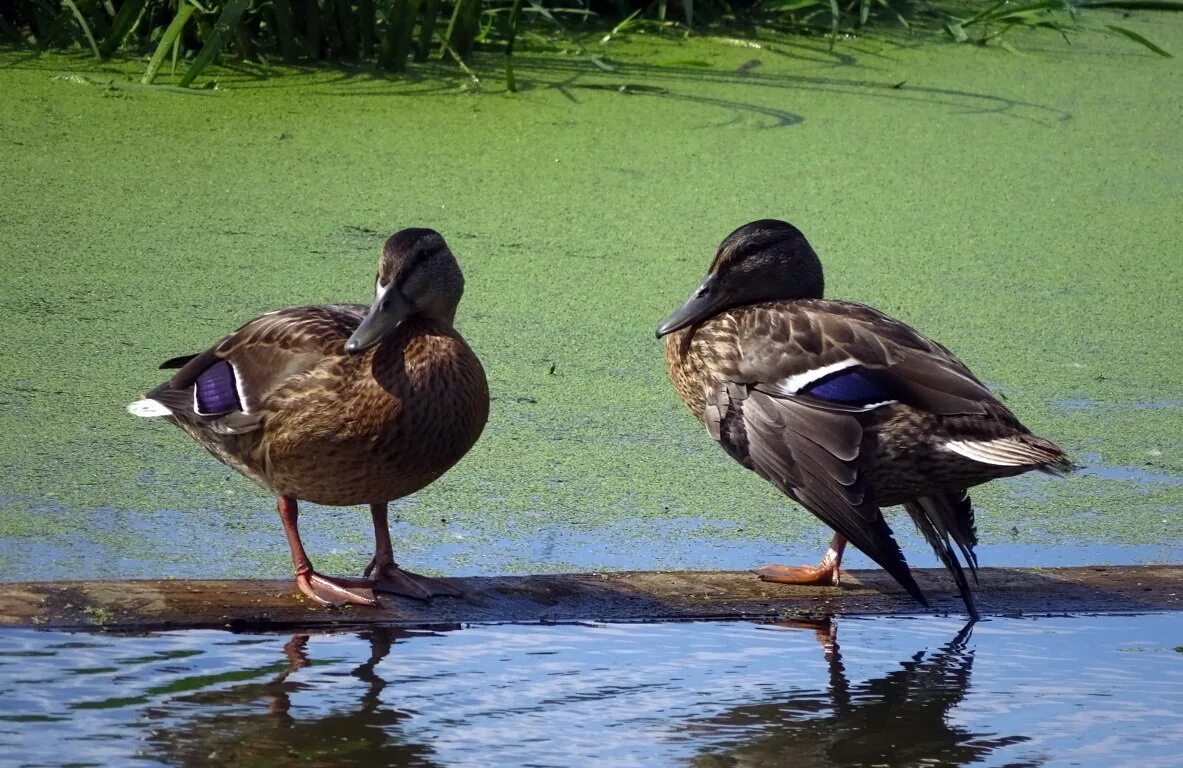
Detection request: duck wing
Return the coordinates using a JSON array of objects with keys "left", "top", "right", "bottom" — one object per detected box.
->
[
  {"left": 144, "top": 304, "right": 366, "bottom": 434},
  {"left": 708, "top": 375, "right": 928, "bottom": 606},
  {"left": 725, "top": 299, "right": 998, "bottom": 417},
  {"left": 697, "top": 300, "right": 1014, "bottom": 606}
]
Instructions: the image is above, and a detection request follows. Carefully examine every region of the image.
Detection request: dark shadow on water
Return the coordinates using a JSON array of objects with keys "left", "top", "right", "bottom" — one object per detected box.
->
[
  {"left": 298, "top": 54, "right": 1072, "bottom": 129},
  {"left": 686, "top": 619, "right": 1028, "bottom": 768}
]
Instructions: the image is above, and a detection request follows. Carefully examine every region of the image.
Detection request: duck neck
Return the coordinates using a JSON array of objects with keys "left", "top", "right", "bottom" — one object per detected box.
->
[{"left": 664, "top": 327, "right": 710, "bottom": 420}]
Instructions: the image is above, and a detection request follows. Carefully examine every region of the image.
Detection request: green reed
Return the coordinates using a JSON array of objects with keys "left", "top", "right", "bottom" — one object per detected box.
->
[{"left": 1, "top": 0, "right": 1176, "bottom": 90}]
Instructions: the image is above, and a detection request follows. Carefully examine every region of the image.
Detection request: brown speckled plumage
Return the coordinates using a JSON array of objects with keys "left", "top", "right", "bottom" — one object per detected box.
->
[
  {"left": 158, "top": 307, "right": 487, "bottom": 505},
  {"left": 132, "top": 228, "right": 488, "bottom": 607},
  {"left": 659, "top": 220, "right": 1072, "bottom": 618}
]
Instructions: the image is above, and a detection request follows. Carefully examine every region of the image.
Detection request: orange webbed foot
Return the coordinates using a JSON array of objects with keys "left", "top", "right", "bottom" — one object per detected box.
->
[
  {"left": 296, "top": 571, "right": 380, "bottom": 607},
  {"left": 754, "top": 563, "right": 842, "bottom": 587},
  {"left": 365, "top": 557, "right": 463, "bottom": 601}
]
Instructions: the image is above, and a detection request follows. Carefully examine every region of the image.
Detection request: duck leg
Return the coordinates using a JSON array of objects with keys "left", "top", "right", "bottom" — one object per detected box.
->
[
  {"left": 755, "top": 533, "right": 847, "bottom": 587},
  {"left": 364, "top": 502, "right": 463, "bottom": 600},
  {"left": 277, "top": 496, "right": 379, "bottom": 607}
]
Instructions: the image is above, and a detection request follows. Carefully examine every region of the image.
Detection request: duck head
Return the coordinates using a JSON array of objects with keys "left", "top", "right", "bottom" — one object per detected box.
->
[
  {"left": 656, "top": 219, "right": 824, "bottom": 338},
  {"left": 346, "top": 228, "right": 465, "bottom": 354}
]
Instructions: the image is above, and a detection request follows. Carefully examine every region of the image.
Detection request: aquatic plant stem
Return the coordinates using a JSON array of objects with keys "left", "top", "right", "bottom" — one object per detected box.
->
[
  {"left": 178, "top": 0, "right": 250, "bottom": 87},
  {"left": 60, "top": 0, "right": 101, "bottom": 60},
  {"left": 142, "top": 3, "right": 197, "bottom": 84}
]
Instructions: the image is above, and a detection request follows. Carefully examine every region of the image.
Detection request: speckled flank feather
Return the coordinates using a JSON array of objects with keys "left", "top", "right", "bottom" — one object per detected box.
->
[{"left": 662, "top": 220, "right": 1072, "bottom": 617}]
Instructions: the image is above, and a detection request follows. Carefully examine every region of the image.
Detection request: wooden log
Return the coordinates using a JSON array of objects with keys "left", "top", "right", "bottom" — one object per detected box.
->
[{"left": 1, "top": 566, "right": 1179, "bottom": 632}]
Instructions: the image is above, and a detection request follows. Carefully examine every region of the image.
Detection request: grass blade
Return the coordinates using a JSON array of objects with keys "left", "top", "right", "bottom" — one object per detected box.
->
[
  {"left": 334, "top": 0, "right": 360, "bottom": 59},
  {"left": 143, "top": 2, "right": 196, "bottom": 83},
  {"left": 961, "top": 0, "right": 1009, "bottom": 26},
  {"left": 1106, "top": 24, "right": 1173, "bottom": 56},
  {"left": 504, "top": 0, "right": 523, "bottom": 91},
  {"left": 387, "top": 0, "right": 423, "bottom": 70},
  {"left": 179, "top": 0, "right": 250, "bottom": 87},
  {"left": 358, "top": 0, "right": 375, "bottom": 58},
  {"left": 61, "top": 0, "right": 101, "bottom": 60},
  {"left": 828, "top": 0, "right": 839, "bottom": 50},
  {"left": 442, "top": 0, "right": 481, "bottom": 58},
  {"left": 100, "top": 0, "right": 147, "bottom": 57},
  {"left": 304, "top": 0, "right": 322, "bottom": 60},
  {"left": 272, "top": 0, "right": 298, "bottom": 62},
  {"left": 415, "top": 0, "right": 442, "bottom": 60},
  {"left": 1078, "top": 1, "right": 1183, "bottom": 7},
  {"left": 525, "top": 0, "right": 615, "bottom": 70}
]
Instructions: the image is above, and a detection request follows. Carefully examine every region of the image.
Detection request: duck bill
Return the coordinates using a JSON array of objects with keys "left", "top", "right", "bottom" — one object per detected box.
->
[
  {"left": 656, "top": 273, "right": 723, "bottom": 338},
  {"left": 345, "top": 286, "right": 413, "bottom": 354}
]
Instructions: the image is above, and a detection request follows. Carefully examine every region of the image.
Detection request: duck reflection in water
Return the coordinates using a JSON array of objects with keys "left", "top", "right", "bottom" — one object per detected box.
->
[
  {"left": 688, "top": 619, "right": 1027, "bottom": 768},
  {"left": 140, "top": 620, "right": 1022, "bottom": 767},
  {"left": 143, "top": 627, "right": 456, "bottom": 767}
]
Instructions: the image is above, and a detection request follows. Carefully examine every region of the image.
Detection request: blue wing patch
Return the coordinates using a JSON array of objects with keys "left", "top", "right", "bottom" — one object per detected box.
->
[
  {"left": 194, "top": 360, "right": 242, "bottom": 416},
  {"left": 801, "top": 368, "right": 894, "bottom": 407}
]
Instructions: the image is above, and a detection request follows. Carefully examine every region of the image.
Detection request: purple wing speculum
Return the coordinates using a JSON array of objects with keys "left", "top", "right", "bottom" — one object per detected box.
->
[{"left": 194, "top": 360, "right": 242, "bottom": 416}]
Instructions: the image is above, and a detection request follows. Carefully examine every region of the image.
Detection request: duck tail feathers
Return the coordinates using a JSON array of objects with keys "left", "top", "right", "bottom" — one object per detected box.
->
[
  {"left": 906, "top": 493, "right": 981, "bottom": 621},
  {"left": 945, "top": 432, "right": 1073, "bottom": 475}
]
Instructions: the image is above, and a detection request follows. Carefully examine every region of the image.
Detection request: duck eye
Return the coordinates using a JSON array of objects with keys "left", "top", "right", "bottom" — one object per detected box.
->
[{"left": 381, "top": 298, "right": 391, "bottom": 311}]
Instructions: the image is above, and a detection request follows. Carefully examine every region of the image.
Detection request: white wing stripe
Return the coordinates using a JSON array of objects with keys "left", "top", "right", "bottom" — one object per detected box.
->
[
  {"left": 231, "top": 362, "right": 250, "bottom": 414},
  {"left": 774, "top": 358, "right": 859, "bottom": 394}
]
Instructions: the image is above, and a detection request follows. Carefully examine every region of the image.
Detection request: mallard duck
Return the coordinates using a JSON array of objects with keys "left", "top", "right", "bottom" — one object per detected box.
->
[
  {"left": 128, "top": 228, "right": 489, "bottom": 607},
  {"left": 657, "top": 220, "right": 1072, "bottom": 619}
]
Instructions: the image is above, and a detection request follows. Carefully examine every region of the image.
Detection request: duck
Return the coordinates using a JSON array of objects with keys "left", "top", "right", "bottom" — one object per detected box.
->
[
  {"left": 128, "top": 228, "right": 489, "bottom": 607},
  {"left": 657, "top": 219, "right": 1072, "bottom": 619}
]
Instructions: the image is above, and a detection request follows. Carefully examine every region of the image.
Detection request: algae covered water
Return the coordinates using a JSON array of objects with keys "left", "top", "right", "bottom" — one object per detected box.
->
[
  {"left": 1, "top": 14, "right": 1182, "bottom": 581},
  {"left": 2, "top": 614, "right": 1181, "bottom": 767}
]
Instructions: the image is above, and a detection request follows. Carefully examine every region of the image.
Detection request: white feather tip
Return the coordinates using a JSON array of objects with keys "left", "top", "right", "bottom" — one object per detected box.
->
[{"left": 127, "top": 399, "right": 172, "bottom": 418}]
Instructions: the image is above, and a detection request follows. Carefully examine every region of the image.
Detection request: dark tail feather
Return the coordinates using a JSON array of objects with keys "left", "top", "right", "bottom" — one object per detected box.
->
[
  {"left": 923, "top": 490, "right": 979, "bottom": 582},
  {"left": 849, "top": 520, "right": 930, "bottom": 609},
  {"left": 794, "top": 487, "right": 929, "bottom": 609},
  {"left": 906, "top": 494, "right": 981, "bottom": 621},
  {"left": 160, "top": 353, "right": 198, "bottom": 370}
]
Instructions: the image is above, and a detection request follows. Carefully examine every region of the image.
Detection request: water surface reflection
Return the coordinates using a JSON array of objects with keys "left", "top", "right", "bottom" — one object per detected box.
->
[
  {"left": 687, "top": 620, "right": 1027, "bottom": 766},
  {"left": 1, "top": 615, "right": 1180, "bottom": 767}
]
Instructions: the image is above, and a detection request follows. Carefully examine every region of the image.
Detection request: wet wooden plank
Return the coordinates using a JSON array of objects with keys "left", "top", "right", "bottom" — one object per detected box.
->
[{"left": 1, "top": 565, "right": 1179, "bottom": 631}]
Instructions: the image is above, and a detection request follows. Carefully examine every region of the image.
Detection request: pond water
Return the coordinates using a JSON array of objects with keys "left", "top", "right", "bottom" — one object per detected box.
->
[{"left": 2, "top": 614, "right": 1181, "bottom": 767}]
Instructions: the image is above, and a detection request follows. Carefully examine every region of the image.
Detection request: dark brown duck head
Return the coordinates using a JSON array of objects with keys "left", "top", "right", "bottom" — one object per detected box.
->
[
  {"left": 656, "top": 219, "right": 824, "bottom": 338},
  {"left": 346, "top": 228, "right": 465, "bottom": 353}
]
